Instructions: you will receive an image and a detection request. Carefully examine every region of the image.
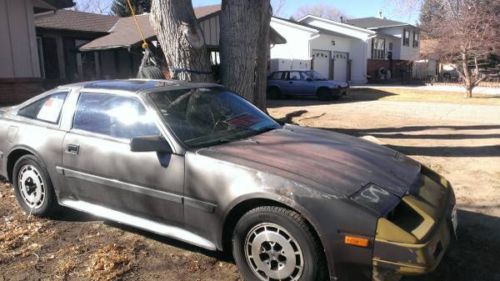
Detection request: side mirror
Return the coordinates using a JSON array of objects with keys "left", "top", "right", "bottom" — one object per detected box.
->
[{"left": 130, "top": 135, "right": 172, "bottom": 153}]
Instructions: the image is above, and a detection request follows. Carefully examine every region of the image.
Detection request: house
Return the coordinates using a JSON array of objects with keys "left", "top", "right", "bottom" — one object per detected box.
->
[
  {"left": 79, "top": 5, "right": 286, "bottom": 80},
  {"left": 269, "top": 15, "right": 421, "bottom": 84},
  {"left": 35, "top": 10, "right": 119, "bottom": 83},
  {"left": 0, "top": 0, "right": 74, "bottom": 104}
]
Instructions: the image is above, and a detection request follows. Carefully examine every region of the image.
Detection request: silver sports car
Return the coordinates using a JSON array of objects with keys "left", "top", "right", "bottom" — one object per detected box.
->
[{"left": 0, "top": 80, "right": 457, "bottom": 281}]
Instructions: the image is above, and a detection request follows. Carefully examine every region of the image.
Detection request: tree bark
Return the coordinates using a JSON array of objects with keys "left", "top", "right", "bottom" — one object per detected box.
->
[
  {"left": 150, "top": 0, "right": 213, "bottom": 82},
  {"left": 461, "top": 52, "right": 473, "bottom": 98},
  {"left": 220, "top": 0, "right": 271, "bottom": 110},
  {"left": 253, "top": 2, "right": 272, "bottom": 111}
]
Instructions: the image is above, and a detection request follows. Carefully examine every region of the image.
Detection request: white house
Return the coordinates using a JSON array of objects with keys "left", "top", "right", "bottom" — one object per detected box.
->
[{"left": 270, "top": 15, "right": 421, "bottom": 84}]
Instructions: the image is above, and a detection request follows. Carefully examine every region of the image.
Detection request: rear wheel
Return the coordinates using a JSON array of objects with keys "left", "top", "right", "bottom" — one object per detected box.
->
[
  {"left": 232, "top": 206, "right": 326, "bottom": 281},
  {"left": 268, "top": 87, "right": 282, "bottom": 99},
  {"left": 13, "top": 155, "right": 58, "bottom": 216}
]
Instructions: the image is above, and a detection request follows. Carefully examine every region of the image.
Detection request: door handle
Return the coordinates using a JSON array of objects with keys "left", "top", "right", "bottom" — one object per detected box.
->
[{"left": 66, "top": 144, "right": 80, "bottom": 155}]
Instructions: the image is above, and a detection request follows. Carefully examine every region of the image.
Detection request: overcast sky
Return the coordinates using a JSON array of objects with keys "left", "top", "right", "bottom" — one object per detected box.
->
[{"left": 74, "top": 0, "right": 420, "bottom": 24}]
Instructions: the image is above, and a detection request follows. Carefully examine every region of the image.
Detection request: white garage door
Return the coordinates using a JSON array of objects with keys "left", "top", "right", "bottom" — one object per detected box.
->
[
  {"left": 333, "top": 52, "right": 349, "bottom": 82},
  {"left": 312, "top": 50, "right": 331, "bottom": 79}
]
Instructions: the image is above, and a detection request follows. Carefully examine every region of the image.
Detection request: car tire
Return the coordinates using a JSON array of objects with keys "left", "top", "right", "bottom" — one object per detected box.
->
[
  {"left": 317, "top": 88, "right": 331, "bottom": 101},
  {"left": 232, "top": 206, "right": 327, "bottom": 281},
  {"left": 268, "top": 87, "right": 282, "bottom": 100},
  {"left": 12, "top": 155, "right": 58, "bottom": 217}
]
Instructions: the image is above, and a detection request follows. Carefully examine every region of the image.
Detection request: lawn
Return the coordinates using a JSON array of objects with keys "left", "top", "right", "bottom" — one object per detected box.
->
[{"left": 349, "top": 87, "right": 500, "bottom": 105}]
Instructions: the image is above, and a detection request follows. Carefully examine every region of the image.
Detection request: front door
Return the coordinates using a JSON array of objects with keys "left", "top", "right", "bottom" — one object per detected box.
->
[{"left": 60, "top": 91, "right": 184, "bottom": 225}]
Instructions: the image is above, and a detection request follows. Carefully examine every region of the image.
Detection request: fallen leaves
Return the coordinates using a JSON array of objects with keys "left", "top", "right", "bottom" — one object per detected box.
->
[{"left": 88, "top": 243, "right": 135, "bottom": 281}]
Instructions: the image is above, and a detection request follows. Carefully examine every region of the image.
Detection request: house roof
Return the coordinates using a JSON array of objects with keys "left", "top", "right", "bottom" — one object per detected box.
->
[
  {"left": 345, "top": 17, "right": 412, "bottom": 29},
  {"left": 35, "top": 10, "right": 119, "bottom": 33},
  {"left": 33, "top": 0, "right": 74, "bottom": 12},
  {"left": 80, "top": 5, "right": 285, "bottom": 51},
  {"left": 272, "top": 16, "right": 359, "bottom": 39}
]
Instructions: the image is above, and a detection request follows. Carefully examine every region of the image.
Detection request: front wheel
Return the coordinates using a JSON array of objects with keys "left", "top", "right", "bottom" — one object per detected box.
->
[
  {"left": 232, "top": 206, "right": 327, "bottom": 281},
  {"left": 13, "top": 155, "right": 58, "bottom": 217}
]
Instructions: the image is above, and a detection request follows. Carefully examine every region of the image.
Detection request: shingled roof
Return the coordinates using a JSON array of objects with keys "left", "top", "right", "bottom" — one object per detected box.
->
[
  {"left": 345, "top": 17, "right": 411, "bottom": 29},
  {"left": 80, "top": 4, "right": 285, "bottom": 51},
  {"left": 35, "top": 10, "right": 119, "bottom": 33}
]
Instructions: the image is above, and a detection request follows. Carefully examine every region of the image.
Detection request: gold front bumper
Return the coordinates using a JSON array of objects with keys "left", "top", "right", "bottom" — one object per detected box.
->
[{"left": 372, "top": 172, "right": 456, "bottom": 280}]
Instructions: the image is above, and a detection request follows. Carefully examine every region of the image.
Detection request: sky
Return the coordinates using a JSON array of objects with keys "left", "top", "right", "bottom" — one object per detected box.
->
[{"left": 75, "top": 0, "right": 420, "bottom": 24}]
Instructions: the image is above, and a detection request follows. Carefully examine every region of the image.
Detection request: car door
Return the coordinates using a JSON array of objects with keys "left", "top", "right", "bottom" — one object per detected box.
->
[{"left": 60, "top": 91, "right": 184, "bottom": 225}]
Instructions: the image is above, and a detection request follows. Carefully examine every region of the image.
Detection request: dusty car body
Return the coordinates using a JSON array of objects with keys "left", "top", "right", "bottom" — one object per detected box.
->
[
  {"left": 267, "top": 70, "right": 350, "bottom": 100},
  {"left": 0, "top": 80, "right": 456, "bottom": 281}
]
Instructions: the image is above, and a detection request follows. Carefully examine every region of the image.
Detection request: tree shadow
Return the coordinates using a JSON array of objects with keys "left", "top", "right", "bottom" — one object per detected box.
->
[
  {"left": 316, "top": 125, "right": 500, "bottom": 157},
  {"left": 403, "top": 209, "right": 500, "bottom": 281},
  {"left": 267, "top": 89, "right": 396, "bottom": 107}
]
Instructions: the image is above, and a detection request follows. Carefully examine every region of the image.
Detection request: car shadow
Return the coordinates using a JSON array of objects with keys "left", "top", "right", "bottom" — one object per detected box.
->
[
  {"left": 403, "top": 209, "right": 500, "bottom": 281},
  {"left": 103, "top": 221, "right": 233, "bottom": 262}
]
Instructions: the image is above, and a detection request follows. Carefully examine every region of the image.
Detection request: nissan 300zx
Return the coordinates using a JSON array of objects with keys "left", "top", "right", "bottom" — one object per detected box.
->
[{"left": 0, "top": 80, "right": 457, "bottom": 281}]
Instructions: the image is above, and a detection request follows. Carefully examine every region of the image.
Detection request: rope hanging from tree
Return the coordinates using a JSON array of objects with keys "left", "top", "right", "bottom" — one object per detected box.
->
[{"left": 126, "top": 0, "right": 164, "bottom": 79}]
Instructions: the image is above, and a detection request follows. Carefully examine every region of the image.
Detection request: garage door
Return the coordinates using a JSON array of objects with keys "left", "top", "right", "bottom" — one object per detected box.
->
[
  {"left": 333, "top": 52, "right": 349, "bottom": 82},
  {"left": 312, "top": 50, "right": 331, "bottom": 79}
]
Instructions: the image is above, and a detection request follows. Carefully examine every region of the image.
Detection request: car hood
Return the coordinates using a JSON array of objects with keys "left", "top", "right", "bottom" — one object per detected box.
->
[{"left": 196, "top": 124, "right": 421, "bottom": 198}]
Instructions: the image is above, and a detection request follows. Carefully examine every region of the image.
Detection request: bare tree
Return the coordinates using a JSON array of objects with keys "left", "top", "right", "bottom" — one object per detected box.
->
[
  {"left": 149, "top": 0, "right": 213, "bottom": 82},
  {"left": 71, "top": 0, "right": 109, "bottom": 14},
  {"left": 420, "top": 0, "right": 499, "bottom": 97},
  {"left": 293, "top": 3, "right": 346, "bottom": 21}
]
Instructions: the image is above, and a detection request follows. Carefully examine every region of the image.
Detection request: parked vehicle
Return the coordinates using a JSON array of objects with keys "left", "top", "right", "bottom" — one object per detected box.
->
[
  {"left": 267, "top": 70, "right": 350, "bottom": 100},
  {"left": 0, "top": 80, "right": 456, "bottom": 281}
]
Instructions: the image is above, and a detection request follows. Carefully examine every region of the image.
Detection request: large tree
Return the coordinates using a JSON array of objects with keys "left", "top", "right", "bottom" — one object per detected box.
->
[
  {"left": 150, "top": 0, "right": 272, "bottom": 110},
  {"left": 421, "top": 0, "right": 499, "bottom": 97}
]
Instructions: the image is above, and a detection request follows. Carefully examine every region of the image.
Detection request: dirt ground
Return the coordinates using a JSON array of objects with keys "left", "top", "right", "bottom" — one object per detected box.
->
[{"left": 1, "top": 89, "right": 499, "bottom": 281}]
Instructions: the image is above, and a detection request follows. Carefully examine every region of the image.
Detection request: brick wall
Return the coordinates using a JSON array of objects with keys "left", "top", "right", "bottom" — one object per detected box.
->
[{"left": 0, "top": 78, "right": 44, "bottom": 105}]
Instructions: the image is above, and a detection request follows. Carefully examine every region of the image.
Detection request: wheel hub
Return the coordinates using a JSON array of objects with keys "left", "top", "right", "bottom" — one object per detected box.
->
[
  {"left": 18, "top": 165, "right": 45, "bottom": 209},
  {"left": 245, "top": 223, "right": 304, "bottom": 281}
]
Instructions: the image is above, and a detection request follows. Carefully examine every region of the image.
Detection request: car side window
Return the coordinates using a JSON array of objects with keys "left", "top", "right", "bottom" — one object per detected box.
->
[
  {"left": 270, "top": 72, "right": 284, "bottom": 80},
  {"left": 289, "top": 72, "right": 301, "bottom": 80},
  {"left": 18, "top": 92, "right": 68, "bottom": 124},
  {"left": 73, "top": 92, "right": 160, "bottom": 140}
]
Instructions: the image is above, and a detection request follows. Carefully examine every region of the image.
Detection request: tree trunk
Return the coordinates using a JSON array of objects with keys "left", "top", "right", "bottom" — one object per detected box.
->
[
  {"left": 461, "top": 53, "right": 473, "bottom": 98},
  {"left": 220, "top": 0, "right": 270, "bottom": 109},
  {"left": 253, "top": 2, "right": 272, "bottom": 111},
  {"left": 150, "top": 0, "right": 213, "bottom": 82}
]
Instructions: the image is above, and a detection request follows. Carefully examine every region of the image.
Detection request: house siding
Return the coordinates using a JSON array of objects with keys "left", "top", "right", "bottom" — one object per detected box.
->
[{"left": 0, "top": 0, "right": 40, "bottom": 78}]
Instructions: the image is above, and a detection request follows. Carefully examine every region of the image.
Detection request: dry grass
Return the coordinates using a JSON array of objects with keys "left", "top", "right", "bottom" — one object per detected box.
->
[
  {"left": 351, "top": 88, "right": 500, "bottom": 105},
  {"left": 88, "top": 243, "right": 136, "bottom": 281}
]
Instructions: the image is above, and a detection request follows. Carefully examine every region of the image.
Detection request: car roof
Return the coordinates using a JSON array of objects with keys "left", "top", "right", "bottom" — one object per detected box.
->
[{"left": 60, "top": 79, "right": 222, "bottom": 93}]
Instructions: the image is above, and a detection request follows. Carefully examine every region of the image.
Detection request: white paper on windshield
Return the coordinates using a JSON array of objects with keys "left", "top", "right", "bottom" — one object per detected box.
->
[{"left": 37, "top": 96, "right": 65, "bottom": 123}]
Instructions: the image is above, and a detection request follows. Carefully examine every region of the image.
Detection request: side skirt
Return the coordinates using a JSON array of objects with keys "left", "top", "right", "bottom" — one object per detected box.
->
[{"left": 60, "top": 199, "right": 217, "bottom": 251}]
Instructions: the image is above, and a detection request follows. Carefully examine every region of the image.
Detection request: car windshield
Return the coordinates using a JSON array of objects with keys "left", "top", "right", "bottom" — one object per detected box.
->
[
  {"left": 149, "top": 87, "right": 280, "bottom": 148},
  {"left": 302, "top": 71, "right": 328, "bottom": 81}
]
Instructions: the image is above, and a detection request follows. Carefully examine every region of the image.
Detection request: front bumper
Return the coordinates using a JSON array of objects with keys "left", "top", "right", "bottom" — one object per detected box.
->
[{"left": 372, "top": 172, "right": 456, "bottom": 281}]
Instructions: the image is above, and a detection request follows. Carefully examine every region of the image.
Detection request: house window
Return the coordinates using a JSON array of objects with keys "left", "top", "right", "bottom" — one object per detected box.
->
[
  {"left": 403, "top": 29, "right": 410, "bottom": 46},
  {"left": 371, "top": 38, "right": 386, "bottom": 60},
  {"left": 413, "top": 31, "right": 420, "bottom": 48}
]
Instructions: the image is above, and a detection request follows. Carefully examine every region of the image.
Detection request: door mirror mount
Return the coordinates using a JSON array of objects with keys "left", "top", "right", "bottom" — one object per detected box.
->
[{"left": 130, "top": 135, "right": 172, "bottom": 153}]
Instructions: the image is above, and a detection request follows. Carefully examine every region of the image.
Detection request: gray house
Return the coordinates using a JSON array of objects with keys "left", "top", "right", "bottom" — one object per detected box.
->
[{"left": 0, "top": 0, "right": 73, "bottom": 104}]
